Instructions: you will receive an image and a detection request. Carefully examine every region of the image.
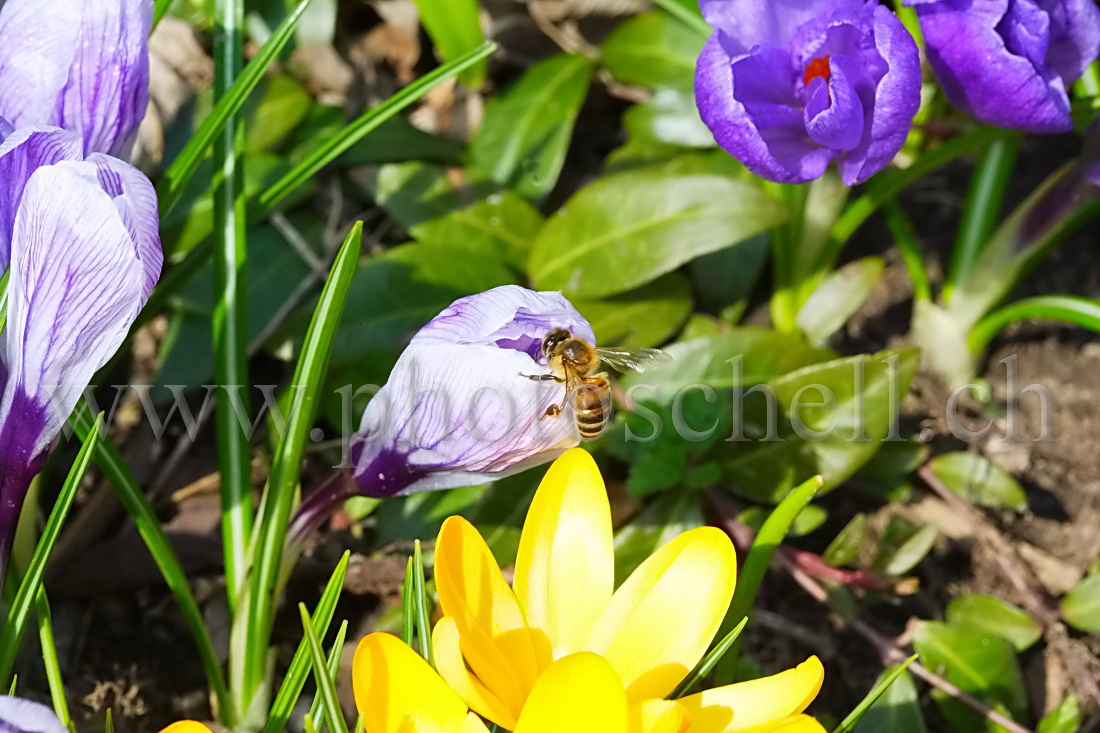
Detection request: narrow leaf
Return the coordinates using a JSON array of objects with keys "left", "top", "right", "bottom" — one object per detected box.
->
[
  {"left": 300, "top": 605, "right": 351, "bottom": 733},
  {"left": 412, "top": 0, "right": 486, "bottom": 85}
]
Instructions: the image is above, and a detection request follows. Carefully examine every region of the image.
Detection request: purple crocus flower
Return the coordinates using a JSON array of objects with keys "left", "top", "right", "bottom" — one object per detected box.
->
[
  {"left": 290, "top": 286, "right": 594, "bottom": 538},
  {"left": 0, "top": 696, "right": 66, "bottom": 733},
  {"left": 0, "top": 0, "right": 152, "bottom": 156},
  {"left": 906, "top": 0, "right": 1100, "bottom": 133},
  {"left": 694, "top": 0, "right": 922, "bottom": 184},
  {"left": 0, "top": 123, "right": 161, "bottom": 573}
]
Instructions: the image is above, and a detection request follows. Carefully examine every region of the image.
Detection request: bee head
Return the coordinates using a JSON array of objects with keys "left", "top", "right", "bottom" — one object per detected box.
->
[{"left": 541, "top": 328, "right": 571, "bottom": 358}]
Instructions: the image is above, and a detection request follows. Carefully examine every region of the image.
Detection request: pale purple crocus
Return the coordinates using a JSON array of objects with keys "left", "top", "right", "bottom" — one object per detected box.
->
[
  {"left": 907, "top": 0, "right": 1100, "bottom": 133},
  {"left": 290, "top": 286, "right": 594, "bottom": 538},
  {"left": 0, "top": 122, "right": 161, "bottom": 575},
  {"left": 0, "top": 0, "right": 152, "bottom": 157},
  {"left": 694, "top": 0, "right": 922, "bottom": 184},
  {"left": 0, "top": 696, "right": 66, "bottom": 733}
]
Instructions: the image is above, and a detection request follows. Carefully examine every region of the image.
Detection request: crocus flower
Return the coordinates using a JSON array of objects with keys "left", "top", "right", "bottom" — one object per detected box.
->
[
  {"left": 355, "top": 632, "right": 630, "bottom": 732},
  {"left": 430, "top": 448, "right": 825, "bottom": 732},
  {"left": 0, "top": 0, "right": 152, "bottom": 156},
  {"left": 159, "top": 724, "right": 214, "bottom": 732},
  {"left": 907, "top": 0, "right": 1100, "bottom": 133},
  {"left": 290, "top": 286, "right": 594, "bottom": 538},
  {"left": 0, "top": 123, "right": 161, "bottom": 573},
  {"left": 694, "top": 0, "right": 921, "bottom": 184},
  {"left": 0, "top": 696, "right": 67, "bottom": 733}
]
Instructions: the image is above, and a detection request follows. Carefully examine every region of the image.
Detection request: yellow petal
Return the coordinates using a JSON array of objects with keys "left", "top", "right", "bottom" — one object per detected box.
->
[
  {"left": 433, "top": 616, "right": 519, "bottom": 730},
  {"left": 352, "top": 632, "right": 471, "bottom": 733},
  {"left": 584, "top": 527, "right": 737, "bottom": 700},
  {"left": 513, "top": 652, "right": 628, "bottom": 733},
  {"left": 735, "top": 714, "right": 828, "bottom": 733},
  {"left": 434, "top": 516, "right": 548, "bottom": 709},
  {"left": 677, "top": 656, "right": 824, "bottom": 732},
  {"left": 514, "top": 448, "right": 614, "bottom": 656},
  {"left": 158, "top": 725, "right": 214, "bottom": 733},
  {"left": 628, "top": 699, "right": 691, "bottom": 733},
  {"left": 394, "top": 712, "right": 491, "bottom": 733}
]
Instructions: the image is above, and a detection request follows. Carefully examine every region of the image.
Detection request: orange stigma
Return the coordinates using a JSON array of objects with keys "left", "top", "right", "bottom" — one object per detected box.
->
[{"left": 803, "top": 55, "right": 831, "bottom": 86}]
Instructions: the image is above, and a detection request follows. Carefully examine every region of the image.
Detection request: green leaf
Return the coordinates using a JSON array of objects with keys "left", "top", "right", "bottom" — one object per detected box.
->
[
  {"left": 969, "top": 295, "right": 1100, "bottom": 355},
  {"left": 264, "top": 552, "right": 351, "bottom": 733},
  {"left": 412, "top": 0, "right": 487, "bottom": 86},
  {"left": 622, "top": 89, "right": 714, "bottom": 148},
  {"left": 872, "top": 517, "right": 937, "bottom": 577},
  {"left": 822, "top": 513, "right": 867, "bottom": 567},
  {"left": 364, "top": 162, "right": 500, "bottom": 231},
  {"left": 529, "top": 169, "right": 787, "bottom": 298},
  {"left": 307, "top": 114, "right": 463, "bottom": 167},
  {"left": 242, "top": 223, "right": 363, "bottom": 703},
  {"left": 1062, "top": 573, "right": 1100, "bottom": 633},
  {"left": 795, "top": 257, "right": 884, "bottom": 346},
  {"left": 928, "top": 452, "right": 1028, "bottom": 511},
  {"left": 307, "top": 620, "right": 349, "bottom": 732},
  {"left": 328, "top": 242, "right": 518, "bottom": 368},
  {"left": 619, "top": 329, "right": 835, "bottom": 399},
  {"left": 912, "top": 621, "right": 1027, "bottom": 722},
  {"left": 946, "top": 594, "right": 1042, "bottom": 652},
  {"left": 574, "top": 273, "right": 692, "bottom": 348},
  {"left": 158, "top": 0, "right": 312, "bottom": 215},
  {"left": 848, "top": 664, "right": 926, "bottom": 733},
  {"left": 601, "top": 12, "right": 704, "bottom": 91},
  {"left": 1037, "top": 696, "right": 1081, "bottom": 733},
  {"left": 244, "top": 75, "right": 313, "bottom": 154},
  {"left": 411, "top": 190, "right": 545, "bottom": 269},
  {"left": 299, "top": 605, "right": 351, "bottom": 733},
  {"left": 0, "top": 416, "right": 101, "bottom": 684},
  {"left": 738, "top": 504, "right": 827, "bottom": 538},
  {"left": 469, "top": 54, "right": 594, "bottom": 200}
]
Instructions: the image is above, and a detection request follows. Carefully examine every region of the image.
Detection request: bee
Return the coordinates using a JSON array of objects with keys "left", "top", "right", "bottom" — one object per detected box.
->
[{"left": 521, "top": 327, "right": 671, "bottom": 440}]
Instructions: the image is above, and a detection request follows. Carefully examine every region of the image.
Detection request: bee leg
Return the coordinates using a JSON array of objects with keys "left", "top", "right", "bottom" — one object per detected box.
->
[
  {"left": 519, "top": 372, "right": 563, "bottom": 382},
  {"left": 539, "top": 405, "right": 562, "bottom": 421}
]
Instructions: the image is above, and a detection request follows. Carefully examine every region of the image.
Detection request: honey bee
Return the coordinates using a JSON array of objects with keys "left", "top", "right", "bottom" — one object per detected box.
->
[{"left": 521, "top": 327, "right": 671, "bottom": 440}]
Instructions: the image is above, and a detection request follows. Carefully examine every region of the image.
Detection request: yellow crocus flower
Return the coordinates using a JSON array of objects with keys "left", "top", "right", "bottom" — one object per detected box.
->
[{"left": 431, "top": 447, "right": 826, "bottom": 733}]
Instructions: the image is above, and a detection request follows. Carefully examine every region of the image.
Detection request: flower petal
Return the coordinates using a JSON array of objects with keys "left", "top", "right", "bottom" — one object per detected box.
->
[
  {"left": 514, "top": 448, "right": 614, "bottom": 657},
  {"left": 435, "top": 516, "right": 551, "bottom": 717},
  {"left": 433, "top": 615, "right": 519, "bottom": 730},
  {"left": 0, "top": 0, "right": 151, "bottom": 155},
  {"left": 513, "top": 653, "right": 628, "bottom": 733},
  {"left": 699, "top": 0, "right": 863, "bottom": 53},
  {"left": 628, "top": 699, "right": 691, "bottom": 733},
  {"left": 584, "top": 527, "right": 737, "bottom": 701},
  {"left": 0, "top": 696, "right": 67, "bottom": 733},
  {"left": 1046, "top": 0, "right": 1100, "bottom": 85},
  {"left": 676, "top": 656, "right": 824, "bottom": 732},
  {"left": 0, "top": 127, "right": 83, "bottom": 268},
  {"left": 159, "top": 724, "right": 215, "bottom": 733},
  {"left": 394, "top": 712, "right": 490, "bottom": 733},
  {"left": 0, "top": 160, "right": 146, "bottom": 459},
  {"left": 352, "top": 632, "right": 473, "bottom": 733},
  {"left": 735, "top": 714, "right": 827, "bottom": 733}
]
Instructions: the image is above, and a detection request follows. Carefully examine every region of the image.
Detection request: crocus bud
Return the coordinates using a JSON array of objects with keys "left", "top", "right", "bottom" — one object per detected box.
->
[
  {"left": 290, "top": 286, "right": 595, "bottom": 539},
  {"left": 0, "top": 0, "right": 153, "bottom": 156},
  {"left": 694, "top": 0, "right": 921, "bottom": 185},
  {"left": 907, "top": 0, "right": 1100, "bottom": 133}
]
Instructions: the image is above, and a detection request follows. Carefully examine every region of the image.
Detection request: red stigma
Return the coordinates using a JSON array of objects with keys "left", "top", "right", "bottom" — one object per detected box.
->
[{"left": 803, "top": 55, "right": 831, "bottom": 86}]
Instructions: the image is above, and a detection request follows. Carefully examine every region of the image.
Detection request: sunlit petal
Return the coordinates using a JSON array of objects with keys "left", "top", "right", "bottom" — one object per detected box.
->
[
  {"left": 677, "top": 656, "right": 824, "bottom": 732},
  {"left": 433, "top": 616, "right": 518, "bottom": 730},
  {"left": 435, "top": 516, "right": 548, "bottom": 713},
  {"left": 514, "top": 447, "right": 614, "bottom": 656},
  {"left": 628, "top": 699, "right": 690, "bottom": 733},
  {"left": 585, "top": 527, "right": 737, "bottom": 700},
  {"left": 159, "top": 725, "right": 214, "bottom": 733},
  {"left": 351, "top": 632, "right": 472, "bottom": 733},
  {"left": 394, "top": 712, "right": 490, "bottom": 733},
  {"left": 513, "top": 653, "right": 628, "bottom": 733},
  {"left": 734, "top": 714, "right": 827, "bottom": 733}
]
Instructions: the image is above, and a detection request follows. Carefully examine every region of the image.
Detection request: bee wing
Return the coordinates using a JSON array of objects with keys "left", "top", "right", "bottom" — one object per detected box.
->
[{"left": 594, "top": 346, "right": 672, "bottom": 373}]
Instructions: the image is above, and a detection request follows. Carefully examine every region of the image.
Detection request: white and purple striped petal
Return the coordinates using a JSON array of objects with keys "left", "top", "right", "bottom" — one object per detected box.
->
[
  {"left": 0, "top": 0, "right": 152, "bottom": 156},
  {"left": 0, "top": 697, "right": 66, "bottom": 733}
]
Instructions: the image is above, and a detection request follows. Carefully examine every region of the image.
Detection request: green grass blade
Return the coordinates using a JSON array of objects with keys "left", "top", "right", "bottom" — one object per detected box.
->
[
  {"left": 259, "top": 41, "right": 496, "bottom": 212},
  {"left": 0, "top": 269, "right": 10, "bottom": 334},
  {"left": 153, "top": 0, "right": 171, "bottom": 27},
  {"left": 36, "top": 590, "right": 70, "bottom": 727},
  {"left": 263, "top": 551, "right": 350, "bottom": 733},
  {"left": 884, "top": 200, "right": 931, "bottom": 303},
  {"left": 157, "top": 0, "right": 313, "bottom": 216},
  {"left": 212, "top": 0, "right": 254, "bottom": 616},
  {"left": 969, "top": 295, "right": 1100, "bottom": 354},
  {"left": 401, "top": 558, "right": 415, "bottom": 647},
  {"left": 66, "top": 409, "right": 233, "bottom": 723},
  {"left": 307, "top": 620, "right": 349, "bottom": 732},
  {"left": 832, "top": 655, "right": 918, "bottom": 733},
  {"left": 671, "top": 617, "right": 748, "bottom": 698},
  {"left": 412, "top": 540, "right": 433, "bottom": 665},
  {"left": 299, "top": 605, "right": 351, "bottom": 733},
  {"left": 0, "top": 415, "right": 101, "bottom": 683},
  {"left": 243, "top": 223, "right": 362, "bottom": 701},
  {"left": 411, "top": 0, "right": 487, "bottom": 86},
  {"left": 715, "top": 475, "right": 823, "bottom": 683}
]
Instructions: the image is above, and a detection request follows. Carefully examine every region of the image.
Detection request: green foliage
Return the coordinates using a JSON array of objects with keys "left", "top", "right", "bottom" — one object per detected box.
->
[
  {"left": 849, "top": 666, "right": 926, "bottom": 733},
  {"left": 1061, "top": 573, "right": 1100, "bottom": 633},
  {"left": 412, "top": 0, "right": 487, "bottom": 85},
  {"left": 945, "top": 594, "right": 1041, "bottom": 652},
  {"left": 928, "top": 452, "right": 1028, "bottom": 511},
  {"left": 601, "top": 12, "right": 703, "bottom": 92}
]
